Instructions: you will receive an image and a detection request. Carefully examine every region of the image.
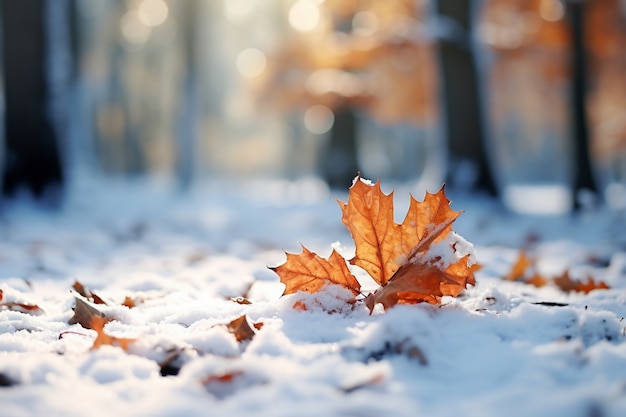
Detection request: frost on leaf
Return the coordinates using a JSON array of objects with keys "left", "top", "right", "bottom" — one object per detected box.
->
[{"left": 270, "top": 174, "right": 478, "bottom": 312}]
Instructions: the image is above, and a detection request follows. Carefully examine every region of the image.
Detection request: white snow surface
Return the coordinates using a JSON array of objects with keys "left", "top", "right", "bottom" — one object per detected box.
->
[{"left": 1, "top": 176, "right": 626, "bottom": 417}]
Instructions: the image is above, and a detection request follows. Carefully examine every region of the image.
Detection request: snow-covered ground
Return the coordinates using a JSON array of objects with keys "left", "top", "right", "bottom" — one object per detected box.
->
[{"left": 1, "top": 176, "right": 625, "bottom": 417}]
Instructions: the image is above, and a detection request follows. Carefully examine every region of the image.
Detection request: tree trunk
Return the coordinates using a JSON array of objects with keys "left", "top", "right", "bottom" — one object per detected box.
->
[
  {"left": 1, "top": 0, "right": 64, "bottom": 201},
  {"left": 436, "top": 0, "right": 497, "bottom": 195}
]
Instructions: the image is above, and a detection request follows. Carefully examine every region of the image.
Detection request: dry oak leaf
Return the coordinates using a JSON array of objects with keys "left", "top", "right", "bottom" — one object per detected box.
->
[
  {"left": 90, "top": 316, "right": 136, "bottom": 351},
  {"left": 271, "top": 246, "right": 361, "bottom": 296}
]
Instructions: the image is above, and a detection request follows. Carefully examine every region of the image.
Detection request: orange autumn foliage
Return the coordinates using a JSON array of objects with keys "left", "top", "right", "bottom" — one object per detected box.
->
[
  {"left": 505, "top": 251, "right": 610, "bottom": 293},
  {"left": 90, "top": 316, "right": 136, "bottom": 351},
  {"left": 271, "top": 175, "right": 479, "bottom": 312}
]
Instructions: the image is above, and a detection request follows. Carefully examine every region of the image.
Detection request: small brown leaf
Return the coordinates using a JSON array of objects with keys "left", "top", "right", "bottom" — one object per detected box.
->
[
  {"left": 505, "top": 251, "right": 533, "bottom": 281},
  {"left": 69, "top": 297, "right": 108, "bottom": 329},
  {"left": 90, "top": 316, "right": 136, "bottom": 351},
  {"left": 72, "top": 281, "right": 107, "bottom": 305},
  {"left": 271, "top": 246, "right": 360, "bottom": 296},
  {"left": 226, "top": 315, "right": 258, "bottom": 342},
  {"left": 0, "top": 289, "right": 44, "bottom": 315},
  {"left": 526, "top": 273, "right": 549, "bottom": 288},
  {"left": 122, "top": 296, "right": 137, "bottom": 308},
  {"left": 201, "top": 370, "right": 244, "bottom": 385},
  {"left": 553, "top": 271, "right": 610, "bottom": 293},
  {"left": 230, "top": 297, "right": 252, "bottom": 305}
]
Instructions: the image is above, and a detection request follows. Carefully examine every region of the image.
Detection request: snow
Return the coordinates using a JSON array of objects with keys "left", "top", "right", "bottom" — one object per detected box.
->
[{"left": 1, "top": 176, "right": 626, "bottom": 417}]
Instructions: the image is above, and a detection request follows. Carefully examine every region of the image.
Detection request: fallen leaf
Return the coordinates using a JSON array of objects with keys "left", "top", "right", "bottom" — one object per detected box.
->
[
  {"left": 271, "top": 246, "right": 361, "bottom": 296},
  {"left": 90, "top": 316, "right": 136, "bottom": 351},
  {"left": 0, "top": 289, "right": 44, "bottom": 315},
  {"left": 201, "top": 370, "right": 248, "bottom": 399},
  {"left": 505, "top": 251, "right": 533, "bottom": 281},
  {"left": 526, "top": 273, "right": 549, "bottom": 288},
  {"left": 365, "top": 256, "right": 479, "bottom": 310},
  {"left": 122, "top": 296, "right": 137, "bottom": 308},
  {"left": 72, "top": 281, "right": 107, "bottom": 305},
  {"left": 553, "top": 271, "right": 610, "bottom": 293},
  {"left": 201, "top": 371, "right": 243, "bottom": 385},
  {"left": 226, "top": 315, "right": 260, "bottom": 342},
  {"left": 338, "top": 177, "right": 461, "bottom": 286},
  {"left": 271, "top": 175, "right": 477, "bottom": 311},
  {"left": 69, "top": 297, "right": 108, "bottom": 329},
  {"left": 230, "top": 297, "right": 252, "bottom": 305},
  {"left": 340, "top": 372, "right": 386, "bottom": 393}
]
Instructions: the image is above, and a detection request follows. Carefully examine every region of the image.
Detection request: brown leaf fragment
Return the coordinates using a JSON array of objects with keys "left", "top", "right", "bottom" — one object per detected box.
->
[
  {"left": 230, "top": 297, "right": 252, "bottom": 305},
  {"left": 505, "top": 251, "right": 533, "bottom": 281},
  {"left": 69, "top": 297, "right": 108, "bottom": 329},
  {"left": 72, "top": 281, "right": 107, "bottom": 305},
  {"left": 122, "top": 296, "right": 137, "bottom": 308},
  {"left": 553, "top": 271, "right": 610, "bottom": 293},
  {"left": 526, "top": 273, "right": 549, "bottom": 288},
  {"left": 226, "top": 315, "right": 258, "bottom": 342},
  {"left": 271, "top": 246, "right": 360, "bottom": 296},
  {"left": 201, "top": 370, "right": 243, "bottom": 385},
  {"left": 90, "top": 316, "right": 136, "bottom": 351},
  {"left": 0, "top": 289, "right": 44, "bottom": 315},
  {"left": 201, "top": 371, "right": 247, "bottom": 399},
  {"left": 340, "top": 372, "right": 386, "bottom": 394}
]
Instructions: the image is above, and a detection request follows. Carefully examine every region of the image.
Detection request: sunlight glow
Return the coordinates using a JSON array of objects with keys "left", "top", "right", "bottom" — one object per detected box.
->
[
  {"left": 121, "top": 10, "right": 151, "bottom": 45},
  {"left": 138, "top": 0, "right": 169, "bottom": 27},
  {"left": 224, "top": 0, "right": 255, "bottom": 21},
  {"left": 288, "top": 0, "right": 321, "bottom": 32},
  {"left": 236, "top": 48, "right": 267, "bottom": 78},
  {"left": 304, "top": 105, "right": 334, "bottom": 135},
  {"left": 539, "top": 0, "right": 565, "bottom": 22}
]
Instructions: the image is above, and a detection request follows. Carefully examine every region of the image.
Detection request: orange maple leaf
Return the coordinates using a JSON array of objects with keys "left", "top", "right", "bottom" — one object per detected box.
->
[
  {"left": 271, "top": 246, "right": 361, "bottom": 296},
  {"left": 338, "top": 176, "right": 461, "bottom": 286},
  {"left": 270, "top": 175, "right": 478, "bottom": 312},
  {"left": 365, "top": 258, "right": 478, "bottom": 310},
  {"left": 90, "top": 316, "right": 136, "bottom": 351}
]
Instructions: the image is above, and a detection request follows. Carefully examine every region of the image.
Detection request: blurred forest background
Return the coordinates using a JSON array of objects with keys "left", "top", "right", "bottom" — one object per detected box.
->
[{"left": 0, "top": 0, "right": 624, "bottom": 214}]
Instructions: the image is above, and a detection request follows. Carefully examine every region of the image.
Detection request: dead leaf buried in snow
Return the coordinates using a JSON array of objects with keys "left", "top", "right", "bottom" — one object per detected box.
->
[
  {"left": 90, "top": 316, "right": 136, "bottom": 351},
  {"left": 72, "top": 280, "right": 107, "bottom": 305},
  {"left": 226, "top": 315, "right": 261, "bottom": 342},
  {"left": 0, "top": 289, "right": 45, "bottom": 315}
]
